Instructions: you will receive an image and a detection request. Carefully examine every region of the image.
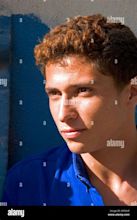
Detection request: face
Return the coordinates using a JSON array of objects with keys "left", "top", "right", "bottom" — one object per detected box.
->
[{"left": 45, "top": 55, "right": 129, "bottom": 154}]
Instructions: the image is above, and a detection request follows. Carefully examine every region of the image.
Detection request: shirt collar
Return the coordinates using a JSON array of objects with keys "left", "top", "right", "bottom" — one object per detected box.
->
[{"left": 72, "top": 153, "right": 92, "bottom": 188}]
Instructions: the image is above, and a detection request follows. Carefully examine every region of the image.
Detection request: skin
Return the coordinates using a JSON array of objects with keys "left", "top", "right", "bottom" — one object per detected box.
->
[{"left": 45, "top": 55, "right": 137, "bottom": 205}]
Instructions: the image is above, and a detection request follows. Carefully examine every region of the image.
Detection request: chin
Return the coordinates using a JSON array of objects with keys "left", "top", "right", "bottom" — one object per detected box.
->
[
  {"left": 66, "top": 140, "right": 89, "bottom": 154},
  {"left": 65, "top": 139, "right": 104, "bottom": 154}
]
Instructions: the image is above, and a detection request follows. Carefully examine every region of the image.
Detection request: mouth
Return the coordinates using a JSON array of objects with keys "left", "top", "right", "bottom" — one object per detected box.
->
[{"left": 60, "top": 129, "right": 86, "bottom": 139}]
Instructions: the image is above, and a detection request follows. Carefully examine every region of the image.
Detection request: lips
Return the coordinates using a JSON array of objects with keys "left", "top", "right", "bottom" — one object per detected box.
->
[{"left": 60, "top": 128, "right": 86, "bottom": 139}]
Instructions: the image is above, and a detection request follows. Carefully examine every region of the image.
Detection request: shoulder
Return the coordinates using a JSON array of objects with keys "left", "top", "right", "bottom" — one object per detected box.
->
[
  {"left": 7, "top": 144, "right": 70, "bottom": 177},
  {"left": 2, "top": 144, "right": 72, "bottom": 205}
]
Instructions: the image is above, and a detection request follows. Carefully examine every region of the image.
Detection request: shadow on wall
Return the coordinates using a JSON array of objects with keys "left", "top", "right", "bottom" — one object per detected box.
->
[
  {"left": 8, "top": 14, "right": 65, "bottom": 168},
  {"left": 0, "top": 15, "right": 11, "bottom": 199}
]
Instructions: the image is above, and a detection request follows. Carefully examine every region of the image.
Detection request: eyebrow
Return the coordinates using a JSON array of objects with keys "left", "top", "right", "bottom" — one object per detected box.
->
[{"left": 45, "top": 82, "right": 96, "bottom": 92}]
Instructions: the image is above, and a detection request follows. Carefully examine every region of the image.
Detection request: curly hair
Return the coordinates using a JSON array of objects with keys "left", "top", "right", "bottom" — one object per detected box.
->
[{"left": 34, "top": 14, "right": 137, "bottom": 88}]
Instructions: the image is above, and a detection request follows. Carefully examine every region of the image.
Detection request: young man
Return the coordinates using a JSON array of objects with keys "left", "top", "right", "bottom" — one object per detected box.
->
[{"left": 2, "top": 14, "right": 137, "bottom": 206}]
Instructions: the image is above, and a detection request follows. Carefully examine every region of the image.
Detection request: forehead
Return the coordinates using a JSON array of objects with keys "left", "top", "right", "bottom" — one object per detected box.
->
[
  {"left": 46, "top": 56, "right": 99, "bottom": 83},
  {"left": 45, "top": 56, "right": 115, "bottom": 90}
]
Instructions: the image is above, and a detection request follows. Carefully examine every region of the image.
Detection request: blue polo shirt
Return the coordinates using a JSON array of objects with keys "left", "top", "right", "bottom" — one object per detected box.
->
[{"left": 2, "top": 144, "right": 104, "bottom": 206}]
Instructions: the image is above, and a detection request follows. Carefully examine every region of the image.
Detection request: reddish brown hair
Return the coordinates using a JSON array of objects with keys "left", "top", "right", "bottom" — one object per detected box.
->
[{"left": 34, "top": 14, "right": 137, "bottom": 88}]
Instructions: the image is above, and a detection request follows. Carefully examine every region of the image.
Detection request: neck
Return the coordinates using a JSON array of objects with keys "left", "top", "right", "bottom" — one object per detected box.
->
[{"left": 81, "top": 125, "right": 137, "bottom": 193}]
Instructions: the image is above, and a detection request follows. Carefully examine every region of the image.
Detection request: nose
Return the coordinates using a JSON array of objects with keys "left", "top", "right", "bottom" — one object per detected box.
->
[{"left": 58, "top": 97, "right": 78, "bottom": 122}]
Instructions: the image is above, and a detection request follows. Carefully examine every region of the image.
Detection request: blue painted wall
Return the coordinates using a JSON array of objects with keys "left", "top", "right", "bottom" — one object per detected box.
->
[
  {"left": 8, "top": 14, "right": 65, "bottom": 167},
  {"left": 0, "top": 14, "right": 65, "bottom": 198}
]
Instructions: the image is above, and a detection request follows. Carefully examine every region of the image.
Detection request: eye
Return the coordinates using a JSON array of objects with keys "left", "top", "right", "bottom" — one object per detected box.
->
[
  {"left": 77, "top": 87, "right": 92, "bottom": 94},
  {"left": 46, "top": 89, "right": 61, "bottom": 98}
]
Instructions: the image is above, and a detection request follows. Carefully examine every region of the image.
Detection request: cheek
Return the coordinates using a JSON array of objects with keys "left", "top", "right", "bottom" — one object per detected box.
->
[
  {"left": 78, "top": 97, "right": 117, "bottom": 130},
  {"left": 79, "top": 98, "right": 102, "bottom": 125},
  {"left": 80, "top": 97, "right": 122, "bottom": 129},
  {"left": 79, "top": 98, "right": 104, "bottom": 121}
]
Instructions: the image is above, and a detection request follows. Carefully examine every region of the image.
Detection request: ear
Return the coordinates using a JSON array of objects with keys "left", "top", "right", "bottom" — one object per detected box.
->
[{"left": 128, "top": 85, "right": 137, "bottom": 104}]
